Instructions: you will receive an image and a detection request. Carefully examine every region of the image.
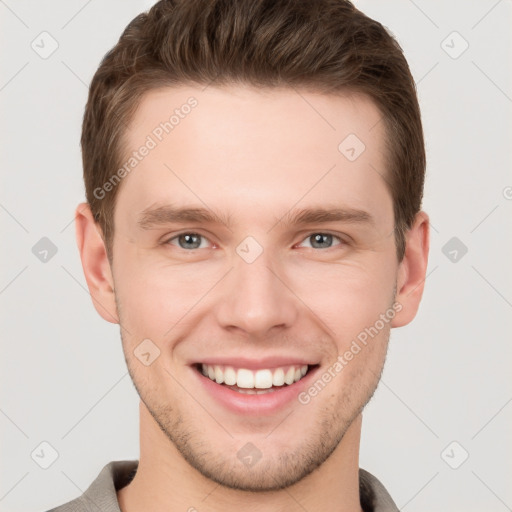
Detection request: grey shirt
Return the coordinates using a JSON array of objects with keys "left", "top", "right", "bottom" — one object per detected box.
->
[{"left": 47, "top": 460, "right": 399, "bottom": 512}]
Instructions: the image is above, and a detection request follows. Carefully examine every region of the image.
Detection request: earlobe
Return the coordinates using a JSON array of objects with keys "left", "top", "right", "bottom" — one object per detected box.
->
[
  {"left": 75, "top": 202, "right": 119, "bottom": 324},
  {"left": 391, "top": 211, "right": 430, "bottom": 328}
]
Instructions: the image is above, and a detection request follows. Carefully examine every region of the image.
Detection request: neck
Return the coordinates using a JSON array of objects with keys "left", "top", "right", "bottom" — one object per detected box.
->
[{"left": 117, "top": 402, "right": 364, "bottom": 512}]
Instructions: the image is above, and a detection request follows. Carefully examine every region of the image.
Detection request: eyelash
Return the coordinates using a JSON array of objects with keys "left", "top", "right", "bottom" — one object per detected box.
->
[{"left": 162, "top": 231, "right": 348, "bottom": 251}]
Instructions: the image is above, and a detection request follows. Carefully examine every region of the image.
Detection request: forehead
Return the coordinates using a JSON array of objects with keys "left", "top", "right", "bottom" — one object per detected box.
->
[
  {"left": 116, "top": 84, "right": 391, "bottom": 227},
  {"left": 126, "top": 84, "right": 385, "bottom": 151}
]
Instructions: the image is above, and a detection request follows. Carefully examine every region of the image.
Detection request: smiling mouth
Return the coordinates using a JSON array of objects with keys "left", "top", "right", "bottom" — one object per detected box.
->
[{"left": 193, "top": 363, "right": 319, "bottom": 394}]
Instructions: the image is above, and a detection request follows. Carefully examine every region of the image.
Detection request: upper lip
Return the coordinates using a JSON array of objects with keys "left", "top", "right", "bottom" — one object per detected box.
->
[{"left": 192, "top": 356, "right": 319, "bottom": 370}]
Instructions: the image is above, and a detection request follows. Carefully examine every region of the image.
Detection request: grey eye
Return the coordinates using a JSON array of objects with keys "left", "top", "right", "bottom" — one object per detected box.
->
[
  {"left": 309, "top": 233, "right": 333, "bottom": 249},
  {"left": 169, "top": 233, "right": 207, "bottom": 250},
  {"left": 304, "top": 233, "right": 340, "bottom": 249}
]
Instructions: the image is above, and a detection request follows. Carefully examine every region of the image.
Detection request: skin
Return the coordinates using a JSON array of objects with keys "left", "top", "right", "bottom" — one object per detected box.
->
[{"left": 76, "top": 84, "right": 429, "bottom": 512}]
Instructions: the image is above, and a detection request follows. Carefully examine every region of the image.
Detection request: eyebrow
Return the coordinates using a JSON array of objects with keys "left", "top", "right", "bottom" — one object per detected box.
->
[
  {"left": 137, "top": 203, "right": 374, "bottom": 230},
  {"left": 138, "top": 204, "right": 233, "bottom": 230},
  {"left": 278, "top": 206, "right": 374, "bottom": 228}
]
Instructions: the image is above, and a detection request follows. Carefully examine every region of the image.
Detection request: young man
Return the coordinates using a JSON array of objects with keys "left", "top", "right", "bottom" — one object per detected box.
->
[{"left": 50, "top": 0, "right": 429, "bottom": 510}]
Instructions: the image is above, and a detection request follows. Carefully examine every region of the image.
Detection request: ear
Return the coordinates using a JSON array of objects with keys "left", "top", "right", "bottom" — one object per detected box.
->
[
  {"left": 391, "top": 210, "right": 430, "bottom": 328},
  {"left": 75, "top": 202, "right": 119, "bottom": 324}
]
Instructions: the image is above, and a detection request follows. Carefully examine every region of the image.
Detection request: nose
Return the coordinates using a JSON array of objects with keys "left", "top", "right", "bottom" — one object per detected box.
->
[{"left": 215, "top": 246, "right": 298, "bottom": 339}]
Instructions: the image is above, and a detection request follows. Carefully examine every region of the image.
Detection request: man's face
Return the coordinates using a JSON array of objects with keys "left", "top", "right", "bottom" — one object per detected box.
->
[{"left": 110, "top": 85, "right": 400, "bottom": 491}]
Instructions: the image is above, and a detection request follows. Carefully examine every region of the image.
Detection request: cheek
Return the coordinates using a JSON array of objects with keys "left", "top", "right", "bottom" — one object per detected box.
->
[
  {"left": 114, "top": 238, "right": 397, "bottom": 341},
  {"left": 289, "top": 257, "right": 396, "bottom": 339},
  {"left": 114, "top": 258, "right": 219, "bottom": 337}
]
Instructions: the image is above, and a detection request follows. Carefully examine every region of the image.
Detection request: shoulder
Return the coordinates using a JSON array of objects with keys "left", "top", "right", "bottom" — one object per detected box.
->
[
  {"left": 44, "top": 495, "right": 89, "bottom": 512},
  {"left": 44, "top": 460, "right": 139, "bottom": 512},
  {"left": 359, "top": 468, "right": 399, "bottom": 512}
]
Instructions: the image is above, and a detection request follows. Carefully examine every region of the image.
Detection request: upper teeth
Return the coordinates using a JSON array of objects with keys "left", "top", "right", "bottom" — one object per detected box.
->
[{"left": 201, "top": 364, "right": 308, "bottom": 389}]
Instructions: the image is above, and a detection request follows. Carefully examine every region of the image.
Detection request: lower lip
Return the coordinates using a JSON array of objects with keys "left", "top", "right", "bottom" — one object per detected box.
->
[{"left": 191, "top": 364, "right": 320, "bottom": 416}]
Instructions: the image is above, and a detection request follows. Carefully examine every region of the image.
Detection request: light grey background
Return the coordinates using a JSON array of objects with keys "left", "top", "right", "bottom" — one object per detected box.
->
[{"left": 1, "top": 1, "right": 511, "bottom": 511}]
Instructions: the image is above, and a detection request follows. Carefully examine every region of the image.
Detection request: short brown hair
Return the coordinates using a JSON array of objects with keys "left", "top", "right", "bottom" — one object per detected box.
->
[{"left": 81, "top": 0, "right": 425, "bottom": 263}]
